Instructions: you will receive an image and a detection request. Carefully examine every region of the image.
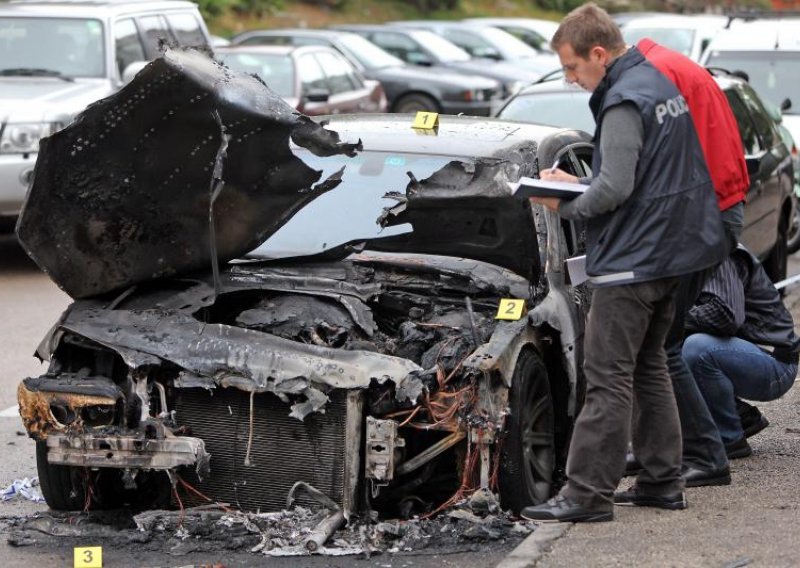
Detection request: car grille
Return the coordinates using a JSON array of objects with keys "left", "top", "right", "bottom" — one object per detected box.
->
[{"left": 173, "top": 387, "right": 361, "bottom": 513}]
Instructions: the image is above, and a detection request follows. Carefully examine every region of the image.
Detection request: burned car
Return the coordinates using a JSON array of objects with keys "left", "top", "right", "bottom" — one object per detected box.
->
[{"left": 16, "top": 48, "right": 593, "bottom": 522}]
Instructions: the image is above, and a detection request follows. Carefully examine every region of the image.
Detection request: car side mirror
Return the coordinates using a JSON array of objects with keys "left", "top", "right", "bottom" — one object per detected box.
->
[
  {"left": 781, "top": 98, "right": 792, "bottom": 112},
  {"left": 745, "top": 156, "right": 760, "bottom": 176},
  {"left": 303, "top": 88, "right": 330, "bottom": 103},
  {"left": 407, "top": 52, "right": 433, "bottom": 66}
]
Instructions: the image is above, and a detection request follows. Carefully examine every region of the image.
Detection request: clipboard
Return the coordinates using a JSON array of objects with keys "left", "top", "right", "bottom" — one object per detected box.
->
[{"left": 508, "top": 177, "right": 588, "bottom": 200}]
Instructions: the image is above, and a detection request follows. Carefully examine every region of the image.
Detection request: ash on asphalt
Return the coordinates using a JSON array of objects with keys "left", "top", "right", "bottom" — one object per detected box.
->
[{"left": 3, "top": 502, "right": 534, "bottom": 559}]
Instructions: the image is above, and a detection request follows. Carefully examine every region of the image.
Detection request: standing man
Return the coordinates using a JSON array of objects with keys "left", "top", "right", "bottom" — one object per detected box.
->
[
  {"left": 521, "top": 3, "right": 727, "bottom": 522},
  {"left": 629, "top": 39, "right": 751, "bottom": 487}
]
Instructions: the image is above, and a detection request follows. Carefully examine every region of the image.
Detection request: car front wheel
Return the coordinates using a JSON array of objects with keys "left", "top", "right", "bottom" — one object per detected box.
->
[{"left": 498, "top": 348, "right": 556, "bottom": 514}]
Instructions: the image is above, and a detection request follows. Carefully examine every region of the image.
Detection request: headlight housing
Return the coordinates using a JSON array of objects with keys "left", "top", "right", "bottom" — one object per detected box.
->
[{"left": 0, "top": 123, "right": 59, "bottom": 154}]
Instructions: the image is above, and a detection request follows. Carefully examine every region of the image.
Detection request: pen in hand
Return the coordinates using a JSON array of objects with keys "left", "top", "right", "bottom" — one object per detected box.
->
[{"left": 550, "top": 158, "right": 560, "bottom": 174}]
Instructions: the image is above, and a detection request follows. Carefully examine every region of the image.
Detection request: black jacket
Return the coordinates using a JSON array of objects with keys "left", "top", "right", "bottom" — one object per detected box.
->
[{"left": 584, "top": 47, "right": 726, "bottom": 285}]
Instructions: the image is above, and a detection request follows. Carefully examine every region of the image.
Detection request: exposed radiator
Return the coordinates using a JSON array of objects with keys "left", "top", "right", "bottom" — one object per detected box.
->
[{"left": 173, "top": 387, "right": 362, "bottom": 513}]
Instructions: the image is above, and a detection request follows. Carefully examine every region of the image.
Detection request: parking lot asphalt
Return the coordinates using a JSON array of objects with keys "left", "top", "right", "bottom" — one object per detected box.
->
[{"left": 499, "top": 254, "right": 800, "bottom": 568}]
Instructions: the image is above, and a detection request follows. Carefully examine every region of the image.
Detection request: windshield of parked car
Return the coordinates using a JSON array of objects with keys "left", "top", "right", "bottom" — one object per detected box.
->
[
  {"left": 497, "top": 89, "right": 595, "bottom": 133},
  {"left": 217, "top": 51, "right": 295, "bottom": 98},
  {"left": 409, "top": 30, "right": 471, "bottom": 62},
  {"left": 0, "top": 17, "right": 105, "bottom": 78},
  {"left": 335, "top": 33, "right": 405, "bottom": 70},
  {"left": 248, "top": 150, "right": 457, "bottom": 258},
  {"left": 705, "top": 51, "right": 800, "bottom": 115},
  {"left": 623, "top": 27, "right": 694, "bottom": 57}
]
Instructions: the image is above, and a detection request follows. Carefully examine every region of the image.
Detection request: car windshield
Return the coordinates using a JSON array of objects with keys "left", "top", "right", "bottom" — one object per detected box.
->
[
  {"left": 0, "top": 17, "right": 105, "bottom": 78},
  {"left": 217, "top": 51, "right": 295, "bottom": 98},
  {"left": 497, "top": 89, "right": 595, "bottom": 133},
  {"left": 410, "top": 30, "right": 471, "bottom": 62},
  {"left": 705, "top": 51, "right": 800, "bottom": 115},
  {"left": 335, "top": 33, "right": 405, "bottom": 70},
  {"left": 623, "top": 27, "right": 695, "bottom": 57},
  {"left": 249, "top": 149, "right": 456, "bottom": 258}
]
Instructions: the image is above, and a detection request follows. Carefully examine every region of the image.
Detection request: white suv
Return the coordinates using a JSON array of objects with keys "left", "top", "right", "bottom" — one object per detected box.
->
[{"left": 0, "top": 0, "right": 212, "bottom": 232}]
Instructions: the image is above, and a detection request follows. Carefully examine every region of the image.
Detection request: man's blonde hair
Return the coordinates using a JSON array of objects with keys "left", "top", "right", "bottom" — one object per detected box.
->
[{"left": 551, "top": 3, "right": 625, "bottom": 58}]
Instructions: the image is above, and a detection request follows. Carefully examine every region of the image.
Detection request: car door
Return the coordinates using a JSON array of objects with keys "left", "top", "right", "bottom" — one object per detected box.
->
[
  {"left": 295, "top": 50, "right": 333, "bottom": 115},
  {"left": 726, "top": 86, "right": 773, "bottom": 258},
  {"left": 313, "top": 49, "right": 374, "bottom": 114}
]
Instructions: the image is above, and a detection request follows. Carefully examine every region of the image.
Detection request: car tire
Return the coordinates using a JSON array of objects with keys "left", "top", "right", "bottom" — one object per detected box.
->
[
  {"left": 498, "top": 348, "right": 555, "bottom": 514},
  {"left": 764, "top": 214, "right": 788, "bottom": 283},
  {"left": 36, "top": 441, "right": 124, "bottom": 510},
  {"left": 393, "top": 93, "right": 438, "bottom": 114},
  {"left": 786, "top": 194, "right": 800, "bottom": 254}
]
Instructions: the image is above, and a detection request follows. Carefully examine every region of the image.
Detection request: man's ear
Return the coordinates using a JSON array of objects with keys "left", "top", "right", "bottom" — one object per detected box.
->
[{"left": 591, "top": 46, "right": 607, "bottom": 64}]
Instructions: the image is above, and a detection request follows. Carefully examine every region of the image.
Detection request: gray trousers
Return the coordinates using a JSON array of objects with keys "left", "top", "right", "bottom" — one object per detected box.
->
[{"left": 562, "top": 277, "right": 684, "bottom": 511}]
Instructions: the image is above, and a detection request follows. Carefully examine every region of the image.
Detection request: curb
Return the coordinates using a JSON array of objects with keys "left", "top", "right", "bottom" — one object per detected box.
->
[{"left": 496, "top": 522, "right": 572, "bottom": 568}]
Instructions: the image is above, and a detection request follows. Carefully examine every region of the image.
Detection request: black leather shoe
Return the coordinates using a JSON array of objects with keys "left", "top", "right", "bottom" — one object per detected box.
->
[
  {"left": 624, "top": 452, "right": 643, "bottom": 477},
  {"left": 682, "top": 465, "right": 731, "bottom": 487},
  {"left": 614, "top": 486, "right": 687, "bottom": 510},
  {"left": 737, "top": 399, "right": 770, "bottom": 438},
  {"left": 520, "top": 495, "right": 613, "bottom": 523},
  {"left": 725, "top": 437, "right": 753, "bottom": 459}
]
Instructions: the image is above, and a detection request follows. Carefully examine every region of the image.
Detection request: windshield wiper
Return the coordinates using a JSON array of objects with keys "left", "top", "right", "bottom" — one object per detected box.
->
[{"left": 0, "top": 68, "right": 74, "bottom": 82}]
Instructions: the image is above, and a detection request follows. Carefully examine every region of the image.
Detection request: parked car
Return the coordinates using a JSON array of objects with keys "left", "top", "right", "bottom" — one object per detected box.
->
[
  {"left": 216, "top": 45, "right": 386, "bottom": 115},
  {"left": 332, "top": 24, "right": 540, "bottom": 98},
  {"left": 228, "top": 29, "right": 502, "bottom": 115},
  {"left": 621, "top": 15, "right": 728, "bottom": 62},
  {"left": 16, "top": 48, "right": 594, "bottom": 518},
  {"left": 495, "top": 69, "right": 794, "bottom": 282},
  {"left": 387, "top": 20, "right": 559, "bottom": 76},
  {"left": 461, "top": 17, "right": 558, "bottom": 52},
  {"left": 0, "top": 0, "right": 212, "bottom": 232},
  {"left": 700, "top": 17, "right": 800, "bottom": 163}
]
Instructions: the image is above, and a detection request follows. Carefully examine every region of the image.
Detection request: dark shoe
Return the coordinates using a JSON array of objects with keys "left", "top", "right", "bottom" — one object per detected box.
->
[
  {"left": 739, "top": 404, "right": 770, "bottom": 438},
  {"left": 624, "top": 452, "right": 643, "bottom": 477},
  {"left": 682, "top": 465, "right": 731, "bottom": 487},
  {"left": 520, "top": 495, "right": 613, "bottom": 523},
  {"left": 614, "top": 486, "right": 687, "bottom": 510},
  {"left": 725, "top": 437, "right": 753, "bottom": 459}
]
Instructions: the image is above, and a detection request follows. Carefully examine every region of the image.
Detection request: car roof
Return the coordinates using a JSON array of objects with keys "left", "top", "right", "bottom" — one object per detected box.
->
[
  {"left": 623, "top": 14, "right": 728, "bottom": 30},
  {"left": 706, "top": 19, "right": 800, "bottom": 51},
  {"left": 311, "top": 113, "right": 563, "bottom": 158},
  {"left": 0, "top": 0, "right": 199, "bottom": 17},
  {"left": 232, "top": 28, "right": 352, "bottom": 41},
  {"left": 216, "top": 45, "right": 296, "bottom": 56}
]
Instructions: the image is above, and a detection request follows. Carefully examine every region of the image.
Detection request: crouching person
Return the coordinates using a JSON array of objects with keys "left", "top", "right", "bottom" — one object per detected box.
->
[{"left": 682, "top": 247, "right": 800, "bottom": 458}]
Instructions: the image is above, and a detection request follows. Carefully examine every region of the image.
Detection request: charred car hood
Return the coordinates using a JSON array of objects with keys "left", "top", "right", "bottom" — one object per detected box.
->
[{"left": 17, "top": 48, "right": 542, "bottom": 299}]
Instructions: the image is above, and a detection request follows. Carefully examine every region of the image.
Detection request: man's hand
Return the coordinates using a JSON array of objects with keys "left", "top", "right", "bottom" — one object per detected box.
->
[
  {"left": 540, "top": 168, "right": 579, "bottom": 183},
  {"left": 530, "top": 196, "right": 562, "bottom": 212}
]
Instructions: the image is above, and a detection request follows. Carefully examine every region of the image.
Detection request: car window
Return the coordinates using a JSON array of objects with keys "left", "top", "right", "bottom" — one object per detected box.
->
[
  {"left": 725, "top": 88, "right": 762, "bottom": 155},
  {"left": 297, "top": 52, "right": 328, "bottom": 93},
  {"left": 164, "top": 13, "right": 206, "bottom": 48},
  {"left": 217, "top": 51, "right": 295, "bottom": 98},
  {"left": 739, "top": 84, "right": 776, "bottom": 148},
  {"left": 442, "top": 28, "right": 494, "bottom": 58},
  {"left": 705, "top": 51, "right": 800, "bottom": 114},
  {"left": 409, "top": 30, "right": 470, "bottom": 62},
  {"left": 335, "top": 33, "right": 404, "bottom": 70},
  {"left": 314, "top": 50, "right": 358, "bottom": 94},
  {"left": 369, "top": 31, "right": 422, "bottom": 62},
  {"left": 500, "top": 25, "right": 548, "bottom": 51},
  {"left": 0, "top": 17, "right": 105, "bottom": 78},
  {"left": 137, "top": 15, "right": 173, "bottom": 57},
  {"left": 114, "top": 18, "right": 146, "bottom": 77},
  {"left": 497, "top": 90, "right": 595, "bottom": 134}
]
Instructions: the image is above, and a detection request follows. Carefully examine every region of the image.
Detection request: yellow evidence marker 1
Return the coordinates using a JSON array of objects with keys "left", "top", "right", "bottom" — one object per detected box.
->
[
  {"left": 74, "top": 546, "right": 102, "bottom": 568},
  {"left": 495, "top": 298, "right": 526, "bottom": 321},
  {"left": 412, "top": 111, "right": 439, "bottom": 130}
]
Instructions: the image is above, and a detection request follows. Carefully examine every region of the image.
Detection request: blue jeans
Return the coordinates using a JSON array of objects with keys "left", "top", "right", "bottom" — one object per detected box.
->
[{"left": 682, "top": 334, "right": 797, "bottom": 444}]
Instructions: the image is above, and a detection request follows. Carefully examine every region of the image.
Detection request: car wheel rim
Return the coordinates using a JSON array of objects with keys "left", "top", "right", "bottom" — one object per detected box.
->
[{"left": 520, "top": 376, "right": 555, "bottom": 503}]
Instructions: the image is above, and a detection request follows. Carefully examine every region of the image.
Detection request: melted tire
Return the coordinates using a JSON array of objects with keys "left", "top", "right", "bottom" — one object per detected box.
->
[{"left": 498, "top": 349, "right": 556, "bottom": 514}]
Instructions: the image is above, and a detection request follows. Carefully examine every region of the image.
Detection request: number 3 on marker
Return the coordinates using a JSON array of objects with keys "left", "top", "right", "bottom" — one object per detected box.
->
[
  {"left": 74, "top": 546, "right": 102, "bottom": 568},
  {"left": 496, "top": 298, "right": 525, "bottom": 320}
]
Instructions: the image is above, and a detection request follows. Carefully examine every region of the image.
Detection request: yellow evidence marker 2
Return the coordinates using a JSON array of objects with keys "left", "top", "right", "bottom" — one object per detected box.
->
[
  {"left": 495, "top": 298, "right": 526, "bottom": 321},
  {"left": 74, "top": 546, "right": 102, "bottom": 568},
  {"left": 412, "top": 111, "right": 439, "bottom": 130}
]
